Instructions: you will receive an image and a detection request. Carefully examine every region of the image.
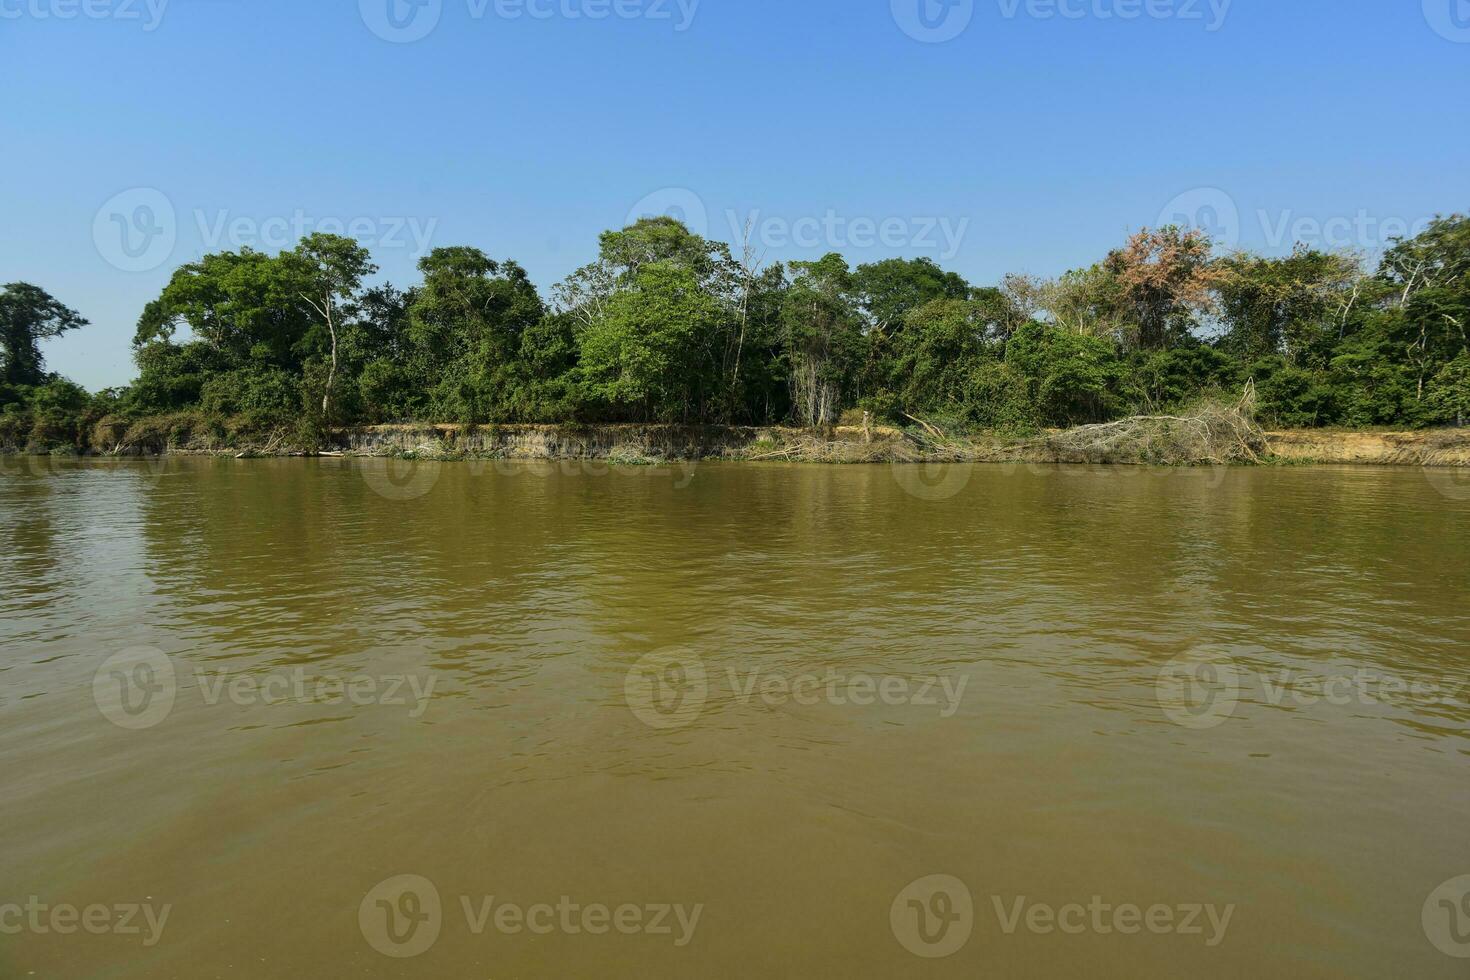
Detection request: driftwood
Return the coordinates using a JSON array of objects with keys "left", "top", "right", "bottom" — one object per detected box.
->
[
  {"left": 903, "top": 412, "right": 947, "bottom": 441},
  {"left": 1031, "top": 384, "right": 1266, "bottom": 465},
  {"left": 235, "top": 430, "right": 287, "bottom": 459}
]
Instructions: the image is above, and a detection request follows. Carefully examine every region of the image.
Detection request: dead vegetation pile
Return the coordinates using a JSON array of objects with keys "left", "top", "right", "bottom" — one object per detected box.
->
[
  {"left": 1027, "top": 385, "right": 1268, "bottom": 465},
  {"left": 751, "top": 387, "right": 1269, "bottom": 466}
]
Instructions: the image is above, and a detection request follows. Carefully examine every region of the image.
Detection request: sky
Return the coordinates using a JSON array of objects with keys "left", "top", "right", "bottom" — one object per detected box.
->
[{"left": 3, "top": 0, "right": 1468, "bottom": 390}]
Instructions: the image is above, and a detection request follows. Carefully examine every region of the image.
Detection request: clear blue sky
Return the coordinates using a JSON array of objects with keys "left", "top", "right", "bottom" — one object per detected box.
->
[{"left": 4, "top": 0, "right": 1468, "bottom": 390}]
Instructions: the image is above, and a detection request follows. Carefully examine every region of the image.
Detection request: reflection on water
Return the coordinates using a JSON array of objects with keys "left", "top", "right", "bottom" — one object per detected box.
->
[{"left": 1, "top": 457, "right": 1467, "bottom": 978}]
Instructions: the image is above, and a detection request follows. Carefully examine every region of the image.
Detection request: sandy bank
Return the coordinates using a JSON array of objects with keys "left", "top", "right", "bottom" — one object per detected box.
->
[
  {"left": 1263, "top": 429, "right": 1470, "bottom": 466},
  {"left": 9, "top": 421, "right": 1468, "bottom": 467},
  {"left": 323, "top": 423, "right": 1470, "bottom": 467}
]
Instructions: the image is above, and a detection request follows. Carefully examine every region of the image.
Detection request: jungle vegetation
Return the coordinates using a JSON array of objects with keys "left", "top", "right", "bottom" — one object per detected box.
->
[{"left": 3, "top": 212, "right": 1468, "bottom": 452}]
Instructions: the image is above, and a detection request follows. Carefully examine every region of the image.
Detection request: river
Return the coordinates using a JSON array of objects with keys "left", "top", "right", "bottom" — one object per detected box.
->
[{"left": 2, "top": 457, "right": 1467, "bottom": 977}]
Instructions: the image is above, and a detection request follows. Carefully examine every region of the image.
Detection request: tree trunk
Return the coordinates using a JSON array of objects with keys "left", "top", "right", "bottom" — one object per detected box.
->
[{"left": 321, "top": 298, "right": 337, "bottom": 418}]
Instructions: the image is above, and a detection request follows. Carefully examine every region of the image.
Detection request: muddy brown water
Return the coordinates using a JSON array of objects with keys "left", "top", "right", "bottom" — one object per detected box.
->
[{"left": 2, "top": 456, "right": 1468, "bottom": 978}]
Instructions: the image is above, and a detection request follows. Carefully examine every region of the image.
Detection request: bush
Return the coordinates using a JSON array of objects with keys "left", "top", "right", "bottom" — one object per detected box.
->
[
  {"left": 1006, "top": 321, "right": 1129, "bottom": 427},
  {"left": 121, "top": 412, "right": 221, "bottom": 452},
  {"left": 1249, "top": 357, "right": 1335, "bottom": 428},
  {"left": 1131, "top": 344, "right": 1239, "bottom": 412},
  {"left": 0, "top": 379, "right": 100, "bottom": 452},
  {"left": 0, "top": 402, "right": 28, "bottom": 450},
  {"left": 198, "top": 366, "right": 300, "bottom": 422},
  {"left": 964, "top": 360, "right": 1038, "bottom": 432},
  {"left": 1327, "top": 352, "right": 1424, "bottom": 428},
  {"left": 1426, "top": 353, "right": 1470, "bottom": 426},
  {"left": 128, "top": 341, "right": 226, "bottom": 414}
]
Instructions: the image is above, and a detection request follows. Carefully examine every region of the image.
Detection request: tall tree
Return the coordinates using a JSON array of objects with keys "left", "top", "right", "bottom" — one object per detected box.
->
[
  {"left": 0, "top": 283, "right": 87, "bottom": 387},
  {"left": 408, "top": 246, "right": 544, "bottom": 421},
  {"left": 285, "top": 234, "right": 377, "bottom": 417},
  {"left": 554, "top": 218, "right": 731, "bottom": 329},
  {"left": 1378, "top": 215, "right": 1470, "bottom": 403},
  {"left": 577, "top": 261, "right": 726, "bottom": 422},
  {"left": 1216, "top": 247, "right": 1364, "bottom": 365},
  {"left": 134, "top": 249, "right": 313, "bottom": 364},
  {"left": 851, "top": 257, "right": 970, "bottom": 335},
  {"left": 782, "top": 254, "right": 865, "bottom": 427},
  {"left": 1102, "top": 227, "right": 1222, "bottom": 349}
]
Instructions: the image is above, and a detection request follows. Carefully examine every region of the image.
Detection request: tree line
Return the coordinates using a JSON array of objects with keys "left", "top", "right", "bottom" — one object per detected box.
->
[{"left": 3, "top": 211, "right": 1468, "bottom": 451}]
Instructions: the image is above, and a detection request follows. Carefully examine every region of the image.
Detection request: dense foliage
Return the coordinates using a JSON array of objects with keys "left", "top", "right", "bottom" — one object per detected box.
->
[{"left": 3, "top": 212, "right": 1468, "bottom": 452}]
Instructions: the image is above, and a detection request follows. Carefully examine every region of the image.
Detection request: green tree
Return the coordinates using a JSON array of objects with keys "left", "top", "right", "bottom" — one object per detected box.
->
[
  {"left": 1006, "top": 320, "right": 1127, "bottom": 425},
  {"left": 1216, "top": 247, "right": 1364, "bottom": 366},
  {"left": 1248, "top": 356, "right": 1336, "bottom": 428},
  {"left": 782, "top": 254, "right": 865, "bottom": 426},
  {"left": 724, "top": 262, "right": 789, "bottom": 424},
  {"left": 577, "top": 262, "right": 727, "bottom": 422},
  {"left": 352, "top": 285, "right": 422, "bottom": 422},
  {"left": 1131, "top": 342, "right": 1238, "bottom": 411},
  {"left": 1036, "top": 263, "right": 1129, "bottom": 340},
  {"left": 1377, "top": 215, "right": 1470, "bottom": 404},
  {"left": 883, "top": 297, "right": 999, "bottom": 419},
  {"left": 0, "top": 283, "right": 87, "bottom": 388},
  {"left": 851, "top": 257, "right": 970, "bottom": 335},
  {"left": 127, "top": 340, "right": 227, "bottom": 413},
  {"left": 555, "top": 217, "right": 731, "bottom": 328},
  {"left": 284, "top": 234, "right": 377, "bottom": 418},
  {"left": 408, "top": 247, "right": 545, "bottom": 421},
  {"left": 1426, "top": 352, "right": 1470, "bottom": 426},
  {"left": 135, "top": 249, "right": 313, "bottom": 365}
]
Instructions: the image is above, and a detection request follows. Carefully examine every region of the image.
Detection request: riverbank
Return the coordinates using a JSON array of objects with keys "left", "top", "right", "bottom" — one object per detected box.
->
[
  {"left": 330, "top": 422, "right": 1470, "bottom": 466},
  {"left": 5, "top": 415, "right": 1468, "bottom": 467},
  {"left": 1262, "top": 428, "right": 1470, "bottom": 466}
]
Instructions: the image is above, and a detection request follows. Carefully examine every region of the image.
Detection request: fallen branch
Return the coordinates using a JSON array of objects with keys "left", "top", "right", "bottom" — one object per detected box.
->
[
  {"left": 236, "top": 430, "right": 287, "bottom": 459},
  {"left": 1029, "top": 390, "right": 1265, "bottom": 465},
  {"left": 903, "top": 412, "right": 947, "bottom": 441}
]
